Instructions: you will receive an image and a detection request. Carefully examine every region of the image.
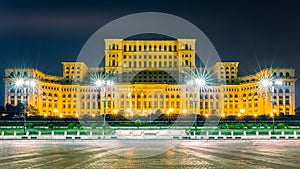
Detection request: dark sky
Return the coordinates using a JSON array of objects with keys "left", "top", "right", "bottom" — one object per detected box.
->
[{"left": 1, "top": 0, "right": 300, "bottom": 106}]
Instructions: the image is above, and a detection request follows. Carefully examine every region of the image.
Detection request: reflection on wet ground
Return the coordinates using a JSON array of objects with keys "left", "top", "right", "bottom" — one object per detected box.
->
[{"left": 0, "top": 140, "right": 299, "bottom": 169}]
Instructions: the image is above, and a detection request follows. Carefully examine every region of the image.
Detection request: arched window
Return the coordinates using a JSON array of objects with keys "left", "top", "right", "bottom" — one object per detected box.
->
[
  {"left": 48, "top": 93, "right": 52, "bottom": 97},
  {"left": 215, "top": 94, "right": 219, "bottom": 99},
  {"left": 10, "top": 72, "right": 14, "bottom": 77},
  {"left": 273, "top": 72, "right": 277, "bottom": 77},
  {"left": 169, "top": 45, "right": 172, "bottom": 51},
  {"left": 171, "top": 95, "right": 174, "bottom": 98},
  {"left": 234, "top": 94, "right": 238, "bottom": 98},
  {"left": 285, "top": 89, "right": 290, "bottom": 93},
  {"left": 81, "top": 94, "right": 85, "bottom": 99},
  {"left": 68, "top": 94, "right": 71, "bottom": 98},
  {"left": 279, "top": 89, "right": 283, "bottom": 93},
  {"left": 62, "top": 94, "right": 66, "bottom": 98},
  {"left": 86, "top": 94, "right": 90, "bottom": 99},
  {"left": 243, "top": 94, "right": 246, "bottom": 97},
  {"left": 210, "top": 95, "right": 214, "bottom": 99},
  {"left": 92, "top": 94, "right": 96, "bottom": 99},
  {"left": 24, "top": 72, "right": 28, "bottom": 77},
  {"left": 205, "top": 94, "right": 209, "bottom": 99},
  {"left": 124, "top": 45, "right": 127, "bottom": 51},
  {"left": 279, "top": 72, "right": 284, "bottom": 77},
  {"left": 229, "top": 94, "right": 233, "bottom": 98},
  {"left": 286, "top": 72, "right": 290, "bottom": 77},
  {"left": 174, "top": 45, "right": 177, "bottom": 51},
  {"left": 176, "top": 95, "right": 180, "bottom": 98},
  {"left": 248, "top": 93, "right": 252, "bottom": 97}
]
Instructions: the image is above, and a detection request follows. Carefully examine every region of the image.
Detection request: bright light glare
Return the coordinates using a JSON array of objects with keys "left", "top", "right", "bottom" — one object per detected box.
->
[
  {"left": 95, "top": 80, "right": 103, "bottom": 86},
  {"left": 261, "top": 79, "right": 272, "bottom": 87},
  {"left": 15, "top": 79, "right": 24, "bottom": 86},
  {"left": 113, "top": 109, "right": 118, "bottom": 114},
  {"left": 240, "top": 108, "right": 245, "bottom": 113},
  {"left": 29, "top": 80, "right": 36, "bottom": 87},
  {"left": 182, "top": 109, "right": 187, "bottom": 113},
  {"left": 274, "top": 80, "right": 283, "bottom": 86},
  {"left": 195, "top": 78, "right": 206, "bottom": 87}
]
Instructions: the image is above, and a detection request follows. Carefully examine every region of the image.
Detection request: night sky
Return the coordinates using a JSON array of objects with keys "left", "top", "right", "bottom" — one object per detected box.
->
[{"left": 0, "top": 0, "right": 300, "bottom": 106}]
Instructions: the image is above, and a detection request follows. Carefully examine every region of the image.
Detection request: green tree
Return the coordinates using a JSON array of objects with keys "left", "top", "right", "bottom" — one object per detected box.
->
[
  {"left": 25, "top": 123, "right": 34, "bottom": 129},
  {"left": 264, "top": 124, "right": 269, "bottom": 129},
  {"left": 48, "top": 123, "right": 54, "bottom": 129},
  {"left": 91, "top": 123, "right": 97, "bottom": 129},
  {"left": 277, "top": 123, "right": 285, "bottom": 129},
  {"left": 68, "top": 123, "right": 75, "bottom": 129},
  {"left": 76, "top": 123, "right": 81, "bottom": 129},
  {"left": 135, "top": 119, "right": 141, "bottom": 129},
  {"left": 246, "top": 124, "right": 254, "bottom": 129}
]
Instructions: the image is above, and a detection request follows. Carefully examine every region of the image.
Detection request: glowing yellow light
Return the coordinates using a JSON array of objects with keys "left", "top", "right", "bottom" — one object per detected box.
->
[
  {"left": 53, "top": 109, "right": 59, "bottom": 113},
  {"left": 205, "top": 113, "right": 209, "bottom": 117},
  {"left": 240, "top": 109, "right": 245, "bottom": 113},
  {"left": 59, "top": 114, "right": 63, "bottom": 118},
  {"left": 221, "top": 113, "right": 225, "bottom": 118},
  {"left": 44, "top": 113, "right": 48, "bottom": 117},
  {"left": 238, "top": 113, "right": 241, "bottom": 117},
  {"left": 254, "top": 114, "right": 257, "bottom": 118},
  {"left": 113, "top": 109, "right": 118, "bottom": 114},
  {"left": 182, "top": 109, "right": 187, "bottom": 114}
]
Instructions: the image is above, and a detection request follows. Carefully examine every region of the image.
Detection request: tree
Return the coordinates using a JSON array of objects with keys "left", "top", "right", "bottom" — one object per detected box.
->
[
  {"left": 135, "top": 119, "right": 141, "bottom": 129},
  {"left": 90, "top": 123, "right": 96, "bottom": 129},
  {"left": 68, "top": 123, "right": 75, "bottom": 129},
  {"left": 277, "top": 123, "right": 285, "bottom": 129},
  {"left": 48, "top": 124, "right": 54, "bottom": 129}
]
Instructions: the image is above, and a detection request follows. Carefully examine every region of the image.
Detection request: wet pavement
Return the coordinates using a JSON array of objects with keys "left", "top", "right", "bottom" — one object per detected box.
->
[{"left": 0, "top": 140, "right": 299, "bottom": 169}]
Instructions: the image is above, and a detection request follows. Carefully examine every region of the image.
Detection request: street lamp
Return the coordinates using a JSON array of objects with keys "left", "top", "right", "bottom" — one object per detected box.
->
[
  {"left": 188, "top": 77, "right": 206, "bottom": 132},
  {"left": 95, "top": 79, "right": 114, "bottom": 136},
  {"left": 260, "top": 78, "right": 283, "bottom": 134},
  {"left": 14, "top": 78, "right": 36, "bottom": 135}
]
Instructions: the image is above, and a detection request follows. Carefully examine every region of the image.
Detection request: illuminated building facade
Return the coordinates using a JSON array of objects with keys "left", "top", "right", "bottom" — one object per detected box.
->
[{"left": 3, "top": 39, "right": 297, "bottom": 118}]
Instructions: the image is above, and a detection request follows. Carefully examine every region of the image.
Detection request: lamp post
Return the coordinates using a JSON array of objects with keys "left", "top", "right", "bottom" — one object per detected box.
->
[
  {"left": 188, "top": 78, "right": 206, "bottom": 132},
  {"left": 14, "top": 78, "right": 36, "bottom": 135},
  {"left": 260, "top": 79, "right": 283, "bottom": 134},
  {"left": 95, "top": 79, "right": 114, "bottom": 136}
]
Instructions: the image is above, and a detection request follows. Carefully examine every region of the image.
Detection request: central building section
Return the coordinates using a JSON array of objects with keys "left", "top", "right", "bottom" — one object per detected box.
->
[{"left": 102, "top": 39, "right": 197, "bottom": 116}]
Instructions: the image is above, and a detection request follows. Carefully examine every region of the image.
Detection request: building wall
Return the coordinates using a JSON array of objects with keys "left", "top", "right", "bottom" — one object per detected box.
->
[{"left": 3, "top": 39, "right": 297, "bottom": 118}]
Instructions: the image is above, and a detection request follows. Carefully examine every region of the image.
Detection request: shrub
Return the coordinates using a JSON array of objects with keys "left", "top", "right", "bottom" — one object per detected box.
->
[
  {"left": 91, "top": 123, "right": 97, "bottom": 129},
  {"left": 76, "top": 123, "right": 81, "bottom": 129},
  {"left": 48, "top": 123, "right": 54, "bottom": 129},
  {"left": 25, "top": 123, "right": 34, "bottom": 129},
  {"left": 239, "top": 124, "right": 245, "bottom": 129},
  {"left": 135, "top": 119, "right": 141, "bottom": 129},
  {"left": 67, "top": 123, "right": 75, "bottom": 129},
  {"left": 264, "top": 124, "right": 269, "bottom": 129},
  {"left": 277, "top": 123, "right": 285, "bottom": 129},
  {"left": 246, "top": 124, "right": 254, "bottom": 129}
]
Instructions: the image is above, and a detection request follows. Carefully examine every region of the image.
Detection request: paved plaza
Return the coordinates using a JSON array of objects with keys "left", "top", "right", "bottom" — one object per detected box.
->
[{"left": 0, "top": 140, "right": 300, "bottom": 169}]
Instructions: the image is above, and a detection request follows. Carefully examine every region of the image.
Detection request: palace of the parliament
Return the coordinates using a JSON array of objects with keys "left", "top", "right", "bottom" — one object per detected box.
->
[{"left": 3, "top": 39, "right": 297, "bottom": 118}]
